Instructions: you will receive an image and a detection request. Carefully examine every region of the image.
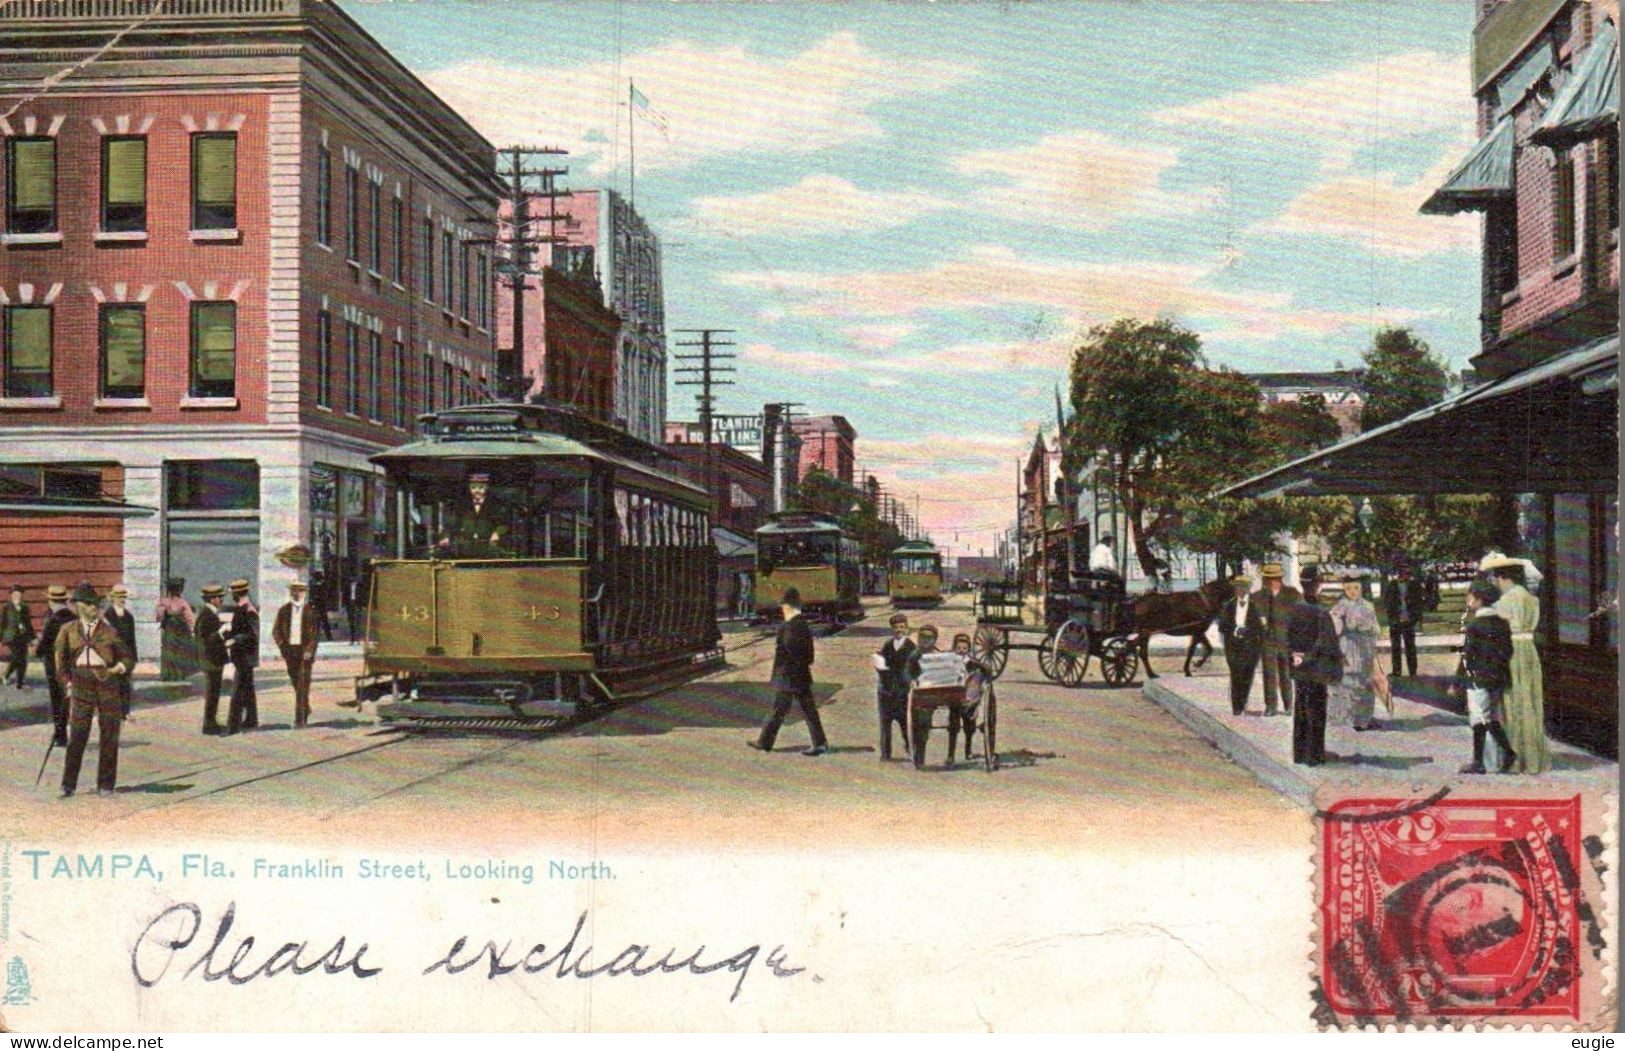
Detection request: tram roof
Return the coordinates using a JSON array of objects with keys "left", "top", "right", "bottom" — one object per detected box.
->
[
  {"left": 891, "top": 541, "right": 940, "bottom": 556},
  {"left": 756, "top": 511, "right": 845, "bottom": 536}
]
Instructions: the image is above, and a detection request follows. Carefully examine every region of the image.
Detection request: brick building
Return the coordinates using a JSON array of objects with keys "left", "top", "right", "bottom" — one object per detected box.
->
[
  {"left": 495, "top": 251, "right": 620, "bottom": 422},
  {"left": 502, "top": 189, "right": 666, "bottom": 445},
  {"left": 790, "top": 414, "right": 856, "bottom": 486},
  {"left": 662, "top": 439, "right": 772, "bottom": 537},
  {"left": 0, "top": 0, "right": 499, "bottom": 656}
]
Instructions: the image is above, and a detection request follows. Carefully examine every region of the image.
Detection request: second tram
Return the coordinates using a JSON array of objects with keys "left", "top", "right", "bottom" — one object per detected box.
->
[
  {"left": 754, "top": 511, "right": 863, "bottom": 622},
  {"left": 888, "top": 540, "right": 943, "bottom": 608}
]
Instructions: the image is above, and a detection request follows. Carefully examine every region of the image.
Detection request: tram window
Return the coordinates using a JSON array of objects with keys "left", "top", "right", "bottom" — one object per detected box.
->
[
  {"left": 762, "top": 534, "right": 838, "bottom": 569},
  {"left": 894, "top": 555, "right": 939, "bottom": 575}
]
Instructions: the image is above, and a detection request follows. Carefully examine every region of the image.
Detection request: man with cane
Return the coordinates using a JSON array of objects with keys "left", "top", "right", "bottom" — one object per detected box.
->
[{"left": 51, "top": 583, "right": 133, "bottom": 796}]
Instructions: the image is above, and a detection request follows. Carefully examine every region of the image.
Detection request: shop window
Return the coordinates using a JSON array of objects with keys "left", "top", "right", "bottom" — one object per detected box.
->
[
  {"left": 2, "top": 305, "right": 51, "bottom": 397},
  {"left": 189, "top": 301, "right": 236, "bottom": 398},
  {"left": 191, "top": 133, "right": 237, "bottom": 230},
  {"left": 167, "top": 460, "right": 259, "bottom": 511},
  {"left": 100, "top": 136, "right": 146, "bottom": 233},
  {"left": 99, "top": 304, "right": 145, "bottom": 399},
  {"left": 5, "top": 137, "right": 55, "bottom": 234},
  {"left": 43, "top": 466, "right": 102, "bottom": 501},
  {"left": 1554, "top": 493, "right": 1591, "bottom": 644}
]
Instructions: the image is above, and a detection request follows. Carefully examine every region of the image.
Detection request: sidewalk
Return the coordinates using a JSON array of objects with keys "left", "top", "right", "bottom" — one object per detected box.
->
[{"left": 1142, "top": 661, "right": 1615, "bottom": 808}]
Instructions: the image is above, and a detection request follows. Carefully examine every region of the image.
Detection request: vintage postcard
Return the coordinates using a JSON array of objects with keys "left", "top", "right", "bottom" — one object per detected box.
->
[{"left": 0, "top": 0, "right": 1616, "bottom": 1033}]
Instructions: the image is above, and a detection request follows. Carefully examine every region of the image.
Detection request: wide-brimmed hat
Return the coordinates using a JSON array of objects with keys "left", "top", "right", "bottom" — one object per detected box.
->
[
  {"left": 71, "top": 582, "right": 99, "bottom": 605},
  {"left": 109, "top": 585, "right": 129, "bottom": 598},
  {"left": 201, "top": 583, "right": 225, "bottom": 599},
  {"left": 276, "top": 543, "right": 313, "bottom": 568},
  {"left": 229, "top": 578, "right": 251, "bottom": 593},
  {"left": 46, "top": 585, "right": 68, "bottom": 601},
  {"left": 1259, "top": 563, "right": 1284, "bottom": 579},
  {"left": 1480, "top": 553, "right": 1522, "bottom": 572}
]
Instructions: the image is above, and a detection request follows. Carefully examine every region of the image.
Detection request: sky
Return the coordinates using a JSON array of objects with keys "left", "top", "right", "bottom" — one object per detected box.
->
[{"left": 340, "top": 0, "right": 1482, "bottom": 557}]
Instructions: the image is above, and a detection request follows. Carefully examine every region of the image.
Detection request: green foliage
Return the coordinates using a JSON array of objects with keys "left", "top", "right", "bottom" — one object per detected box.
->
[
  {"left": 1316, "top": 493, "right": 1516, "bottom": 567},
  {"left": 791, "top": 466, "right": 910, "bottom": 565},
  {"left": 1259, "top": 393, "right": 1342, "bottom": 461},
  {"left": 792, "top": 467, "right": 855, "bottom": 518},
  {"left": 1359, "top": 326, "right": 1451, "bottom": 430}
]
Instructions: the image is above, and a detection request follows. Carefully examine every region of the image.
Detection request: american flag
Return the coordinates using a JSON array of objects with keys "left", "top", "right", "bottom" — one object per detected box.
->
[{"left": 630, "top": 83, "right": 670, "bottom": 137}]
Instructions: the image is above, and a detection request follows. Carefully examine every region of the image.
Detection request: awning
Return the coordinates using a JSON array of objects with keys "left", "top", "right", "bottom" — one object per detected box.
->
[
  {"left": 1532, "top": 20, "right": 1618, "bottom": 148},
  {"left": 713, "top": 526, "right": 756, "bottom": 559},
  {"left": 1420, "top": 116, "right": 1516, "bottom": 214},
  {"left": 1221, "top": 335, "right": 1618, "bottom": 498},
  {"left": 1496, "top": 38, "right": 1555, "bottom": 115},
  {"left": 0, "top": 496, "right": 155, "bottom": 518}
]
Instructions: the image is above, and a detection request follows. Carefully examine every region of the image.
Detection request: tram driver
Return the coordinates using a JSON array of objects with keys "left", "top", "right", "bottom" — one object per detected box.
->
[{"left": 436, "top": 472, "right": 512, "bottom": 557}]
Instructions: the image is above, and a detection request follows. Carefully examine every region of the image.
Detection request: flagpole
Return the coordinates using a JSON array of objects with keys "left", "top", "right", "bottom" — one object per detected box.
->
[{"left": 628, "top": 79, "right": 636, "bottom": 207}]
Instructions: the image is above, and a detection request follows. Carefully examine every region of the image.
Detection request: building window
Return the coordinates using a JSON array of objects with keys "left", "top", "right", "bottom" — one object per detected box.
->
[
  {"left": 99, "top": 304, "right": 145, "bottom": 399},
  {"left": 1553, "top": 150, "right": 1577, "bottom": 261},
  {"left": 460, "top": 367, "right": 471, "bottom": 405},
  {"left": 100, "top": 137, "right": 146, "bottom": 233},
  {"left": 368, "top": 330, "right": 382, "bottom": 421},
  {"left": 423, "top": 352, "right": 436, "bottom": 414},
  {"left": 1488, "top": 200, "right": 1520, "bottom": 294},
  {"left": 1606, "top": 131, "right": 1620, "bottom": 234},
  {"left": 422, "top": 218, "right": 435, "bottom": 301},
  {"left": 442, "top": 231, "right": 454, "bottom": 309},
  {"left": 316, "top": 145, "right": 332, "bottom": 246},
  {"left": 477, "top": 252, "right": 488, "bottom": 328},
  {"left": 459, "top": 242, "right": 470, "bottom": 319},
  {"left": 369, "top": 181, "right": 382, "bottom": 272},
  {"left": 189, "top": 301, "right": 236, "bottom": 398},
  {"left": 393, "top": 340, "right": 407, "bottom": 427},
  {"left": 5, "top": 137, "right": 56, "bottom": 234},
  {"left": 166, "top": 459, "right": 259, "bottom": 511},
  {"left": 392, "top": 197, "right": 404, "bottom": 282},
  {"left": 2, "top": 305, "right": 51, "bottom": 397},
  {"left": 190, "top": 133, "right": 237, "bottom": 230},
  {"left": 443, "top": 361, "right": 454, "bottom": 407},
  {"left": 345, "top": 321, "right": 360, "bottom": 415},
  {"left": 316, "top": 308, "right": 332, "bottom": 408},
  {"left": 346, "top": 166, "right": 360, "bottom": 262}
]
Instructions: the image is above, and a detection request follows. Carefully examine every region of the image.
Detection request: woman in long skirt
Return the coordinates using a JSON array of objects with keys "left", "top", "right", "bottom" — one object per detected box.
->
[
  {"left": 1487, "top": 558, "right": 1550, "bottom": 774},
  {"left": 1329, "top": 572, "right": 1382, "bottom": 731},
  {"left": 154, "top": 578, "right": 198, "bottom": 681}
]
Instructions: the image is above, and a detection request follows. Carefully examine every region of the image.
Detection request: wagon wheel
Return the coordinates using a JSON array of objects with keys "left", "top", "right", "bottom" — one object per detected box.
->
[
  {"left": 1100, "top": 635, "right": 1139, "bottom": 687},
  {"left": 973, "top": 625, "right": 1010, "bottom": 679},
  {"left": 1048, "top": 620, "right": 1091, "bottom": 688},
  {"left": 982, "top": 686, "right": 998, "bottom": 773},
  {"left": 1037, "top": 635, "right": 1058, "bottom": 680}
]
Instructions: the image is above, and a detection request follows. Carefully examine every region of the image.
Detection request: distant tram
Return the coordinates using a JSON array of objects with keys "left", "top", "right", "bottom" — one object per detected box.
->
[
  {"left": 754, "top": 511, "right": 863, "bottom": 623},
  {"left": 358, "top": 402, "right": 722, "bottom": 726},
  {"left": 888, "top": 540, "right": 943, "bottom": 608}
]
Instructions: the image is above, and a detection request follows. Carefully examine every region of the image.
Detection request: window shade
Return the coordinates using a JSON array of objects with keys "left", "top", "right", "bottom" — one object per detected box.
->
[
  {"left": 12, "top": 140, "right": 54, "bottom": 211},
  {"left": 194, "top": 136, "right": 236, "bottom": 205},
  {"left": 105, "top": 139, "right": 146, "bottom": 206},
  {"left": 193, "top": 303, "right": 236, "bottom": 382},
  {"left": 7, "top": 308, "right": 50, "bottom": 369},
  {"left": 103, "top": 307, "right": 145, "bottom": 388}
]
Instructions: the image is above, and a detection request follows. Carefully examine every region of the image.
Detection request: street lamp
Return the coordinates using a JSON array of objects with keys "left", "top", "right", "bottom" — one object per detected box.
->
[{"left": 1357, "top": 497, "right": 1376, "bottom": 532}]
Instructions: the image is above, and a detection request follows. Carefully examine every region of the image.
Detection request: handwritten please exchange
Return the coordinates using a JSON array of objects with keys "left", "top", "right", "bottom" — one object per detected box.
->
[{"left": 132, "top": 901, "right": 808, "bottom": 1002}]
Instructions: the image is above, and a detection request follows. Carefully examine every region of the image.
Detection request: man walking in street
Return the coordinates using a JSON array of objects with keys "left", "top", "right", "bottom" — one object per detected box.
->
[
  {"left": 1217, "top": 574, "right": 1263, "bottom": 715},
  {"left": 1383, "top": 561, "right": 1422, "bottom": 678},
  {"left": 273, "top": 580, "right": 319, "bottom": 728},
  {"left": 749, "top": 588, "right": 829, "bottom": 756},
  {"left": 1287, "top": 566, "right": 1342, "bottom": 767},
  {"left": 1256, "top": 563, "right": 1300, "bottom": 717},
  {"left": 194, "top": 584, "right": 228, "bottom": 734},
  {"left": 105, "top": 585, "right": 137, "bottom": 719},
  {"left": 226, "top": 579, "right": 260, "bottom": 733},
  {"left": 55, "top": 582, "right": 133, "bottom": 797},
  {"left": 2, "top": 584, "right": 36, "bottom": 690},
  {"left": 36, "top": 585, "right": 74, "bottom": 746}
]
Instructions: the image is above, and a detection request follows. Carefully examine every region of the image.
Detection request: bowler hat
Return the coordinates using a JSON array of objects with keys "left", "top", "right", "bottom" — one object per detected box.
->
[
  {"left": 8, "top": 583, "right": 22, "bottom": 594},
  {"left": 888, "top": 612, "right": 909, "bottom": 627},
  {"left": 201, "top": 583, "right": 225, "bottom": 599},
  {"left": 229, "top": 578, "right": 251, "bottom": 593},
  {"left": 71, "top": 582, "right": 99, "bottom": 605},
  {"left": 780, "top": 587, "right": 802, "bottom": 607},
  {"left": 46, "top": 585, "right": 68, "bottom": 601},
  {"left": 1300, "top": 564, "right": 1324, "bottom": 584},
  {"left": 1259, "top": 563, "right": 1284, "bottom": 579}
]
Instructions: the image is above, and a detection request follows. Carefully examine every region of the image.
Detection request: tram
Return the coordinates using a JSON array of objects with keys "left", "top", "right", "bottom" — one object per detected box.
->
[
  {"left": 888, "top": 540, "right": 943, "bottom": 608},
  {"left": 754, "top": 511, "right": 863, "bottom": 623},
  {"left": 357, "top": 402, "right": 722, "bottom": 726}
]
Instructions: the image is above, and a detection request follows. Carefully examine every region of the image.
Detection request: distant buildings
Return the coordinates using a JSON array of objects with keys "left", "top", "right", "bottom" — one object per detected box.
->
[
  {"left": 1248, "top": 369, "right": 1366, "bottom": 436},
  {"left": 790, "top": 414, "right": 856, "bottom": 485}
]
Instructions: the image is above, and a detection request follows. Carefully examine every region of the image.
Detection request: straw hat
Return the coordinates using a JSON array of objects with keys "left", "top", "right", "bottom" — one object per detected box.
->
[
  {"left": 109, "top": 585, "right": 129, "bottom": 598},
  {"left": 229, "top": 578, "right": 251, "bottom": 594},
  {"left": 201, "top": 583, "right": 225, "bottom": 599},
  {"left": 1259, "top": 563, "right": 1284, "bottom": 579},
  {"left": 46, "top": 585, "right": 68, "bottom": 601}
]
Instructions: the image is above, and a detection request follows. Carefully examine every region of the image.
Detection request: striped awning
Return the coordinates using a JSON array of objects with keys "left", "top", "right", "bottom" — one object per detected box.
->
[
  {"left": 1420, "top": 116, "right": 1516, "bottom": 214},
  {"left": 1532, "top": 20, "right": 1618, "bottom": 149}
]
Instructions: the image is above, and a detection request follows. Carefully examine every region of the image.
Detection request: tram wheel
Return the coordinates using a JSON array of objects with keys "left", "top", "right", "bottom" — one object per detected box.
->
[
  {"left": 1101, "top": 636, "right": 1139, "bottom": 687},
  {"left": 974, "top": 625, "right": 1010, "bottom": 679}
]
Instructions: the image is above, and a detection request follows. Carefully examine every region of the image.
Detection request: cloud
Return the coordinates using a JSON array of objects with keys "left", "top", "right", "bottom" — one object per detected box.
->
[
  {"left": 1256, "top": 143, "right": 1481, "bottom": 258},
  {"left": 422, "top": 32, "right": 974, "bottom": 176},
  {"left": 953, "top": 130, "right": 1221, "bottom": 230},
  {"left": 683, "top": 175, "right": 954, "bottom": 238},
  {"left": 841, "top": 321, "right": 918, "bottom": 350},
  {"left": 720, "top": 244, "right": 1425, "bottom": 342},
  {"left": 740, "top": 342, "right": 853, "bottom": 376},
  {"left": 1154, "top": 51, "right": 1472, "bottom": 172}
]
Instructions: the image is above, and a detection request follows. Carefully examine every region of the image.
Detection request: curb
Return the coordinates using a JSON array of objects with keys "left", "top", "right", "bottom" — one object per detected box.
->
[{"left": 1141, "top": 679, "right": 1315, "bottom": 809}]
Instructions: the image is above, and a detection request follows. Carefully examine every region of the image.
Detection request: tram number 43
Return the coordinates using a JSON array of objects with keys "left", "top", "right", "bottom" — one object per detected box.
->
[{"left": 398, "top": 604, "right": 561, "bottom": 621}]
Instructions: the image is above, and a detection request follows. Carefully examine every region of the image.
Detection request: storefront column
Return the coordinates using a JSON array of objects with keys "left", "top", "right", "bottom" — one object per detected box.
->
[
  {"left": 258, "top": 456, "right": 307, "bottom": 664},
  {"left": 123, "top": 464, "right": 164, "bottom": 660}
]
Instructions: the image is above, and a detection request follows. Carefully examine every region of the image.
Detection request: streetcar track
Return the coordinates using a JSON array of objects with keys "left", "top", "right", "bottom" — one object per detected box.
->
[{"left": 311, "top": 734, "right": 541, "bottom": 819}]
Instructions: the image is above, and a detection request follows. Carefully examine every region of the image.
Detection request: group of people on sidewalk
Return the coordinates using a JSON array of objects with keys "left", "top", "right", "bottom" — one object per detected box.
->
[
  {"left": 1, "top": 575, "right": 325, "bottom": 797},
  {"left": 1215, "top": 554, "right": 1550, "bottom": 774}
]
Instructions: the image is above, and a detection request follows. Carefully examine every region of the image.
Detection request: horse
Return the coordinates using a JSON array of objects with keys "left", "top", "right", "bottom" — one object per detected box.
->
[{"left": 1128, "top": 578, "right": 1229, "bottom": 679}]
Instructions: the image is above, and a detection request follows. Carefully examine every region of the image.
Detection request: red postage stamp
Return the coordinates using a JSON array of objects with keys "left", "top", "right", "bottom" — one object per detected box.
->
[{"left": 1316, "top": 792, "right": 1610, "bottom": 1028}]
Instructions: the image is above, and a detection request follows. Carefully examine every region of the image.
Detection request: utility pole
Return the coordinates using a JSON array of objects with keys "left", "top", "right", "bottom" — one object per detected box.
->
[
  {"left": 674, "top": 329, "right": 736, "bottom": 509},
  {"left": 764, "top": 401, "right": 802, "bottom": 513},
  {"left": 475, "top": 146, "right": 573, "bottom": 403}
]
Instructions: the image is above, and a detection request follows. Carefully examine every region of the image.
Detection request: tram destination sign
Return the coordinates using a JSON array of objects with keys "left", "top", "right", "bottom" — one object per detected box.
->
[{"left": 434, "top": 415, "right": 527, "bottom": 440}]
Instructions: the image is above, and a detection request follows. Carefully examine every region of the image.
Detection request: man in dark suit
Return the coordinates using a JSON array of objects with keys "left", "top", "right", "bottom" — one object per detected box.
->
[
  {"left": 1256, "top": 563, "right": 1301, "bottom": 717},
  {"left": 1383, "top": 562, "right": 1422, "bottom": 678},
  {"left": 1217, "top": 574, "right": 1264, "bottom": 715},
  {"left": 272, "top": 580, "right": 319, "bottom": 728},
  {"left": 56, "top": 582, "right": 135, "bottom": 796},
  {"left": 1287, "top": 566, "right": 1342, "bottom": 767},
  {"left": 1, "top": 584, "right": 36, "bottom": 689},
  {"left": 225, "top": 579, "right": 260, "bottom": 733},
  {"left": 194, "top": 584, "right": 228, "bottom": 734},
  {"left": 874, "top": 612, "right": 917, "bottom": 760},
  {"left": 749, "top": 588, "right": 828, "bottom": 756},
  {"left": 36, "top": 585, "right": 75, "bottom": 746},
  {"left": 104, "top": 585, "right": 138, "bottom": 718}
]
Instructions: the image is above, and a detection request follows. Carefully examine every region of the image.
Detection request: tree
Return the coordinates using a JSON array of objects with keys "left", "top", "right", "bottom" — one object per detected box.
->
[
  {"left": 792, "top": 467, "right": 856, "bottom": 518},
  {"left": 1359, "top": 326, "right": 1451, "bottom": 430},
  {"left": 1260, "top": 393, "right": 1342, "bottom": 460},
  {"left": 1068, "top": 317, "right": 1260, "bottom": 575}
]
